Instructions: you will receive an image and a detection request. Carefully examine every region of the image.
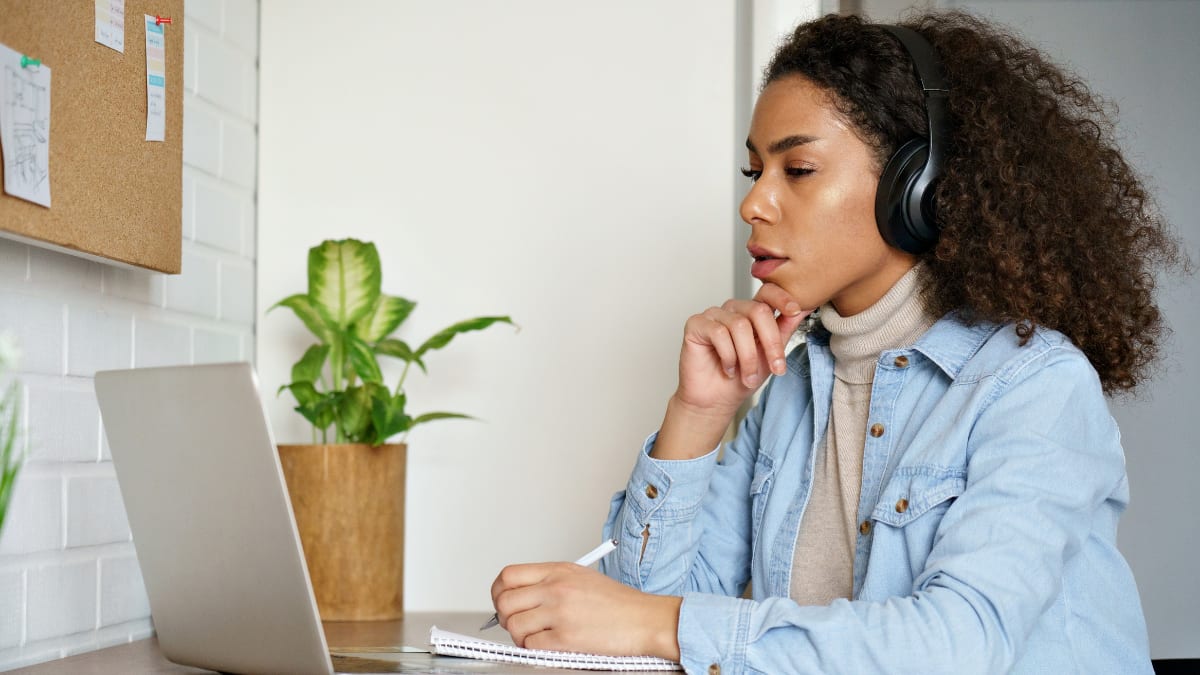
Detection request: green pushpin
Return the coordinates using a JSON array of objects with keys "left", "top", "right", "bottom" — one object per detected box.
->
[{"left": 20, "top": 55, "right": 40, "bottom": 68}]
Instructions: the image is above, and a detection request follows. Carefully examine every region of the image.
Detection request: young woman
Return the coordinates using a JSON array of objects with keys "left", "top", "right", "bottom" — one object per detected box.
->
[{"left": 490, "top": 11, "right": 1182, "bottom": 673}]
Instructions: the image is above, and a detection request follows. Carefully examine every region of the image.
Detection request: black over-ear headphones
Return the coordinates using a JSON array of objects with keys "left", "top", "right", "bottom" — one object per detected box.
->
[{"left": 875, "top": 25, "right": 950, "bottom": 254}]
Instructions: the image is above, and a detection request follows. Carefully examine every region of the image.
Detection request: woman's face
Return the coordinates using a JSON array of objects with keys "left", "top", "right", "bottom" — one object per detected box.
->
[{"left": 741, "top": 75, "right": 916, "bottom": 316}]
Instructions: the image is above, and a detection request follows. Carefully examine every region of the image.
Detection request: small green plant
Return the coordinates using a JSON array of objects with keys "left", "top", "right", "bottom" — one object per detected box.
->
[
  {"left": 273, "top": 238, "right": 513, "bottom": 445},
  {"left": 0, "top": 332, "right": 23, "bottom": 535}
]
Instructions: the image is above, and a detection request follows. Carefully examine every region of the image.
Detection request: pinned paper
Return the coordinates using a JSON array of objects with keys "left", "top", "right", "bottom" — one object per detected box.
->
[
  {"left": 0, "top": 42, "right": 52, "bottom": 207},
  {"left": 95, "top": 0, "right": 126, "bottom": 53},
  {"left": 144, "top": 14, "right": 166, "bottom": 141}
]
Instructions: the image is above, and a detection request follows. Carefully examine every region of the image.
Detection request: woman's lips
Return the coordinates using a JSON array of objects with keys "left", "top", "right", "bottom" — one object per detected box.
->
[
  {"left": 748, "top": 245, "right": 787, "bottom": 279},
  {"left": 751, "top": 256, "right": 787, "bottom": 278}
]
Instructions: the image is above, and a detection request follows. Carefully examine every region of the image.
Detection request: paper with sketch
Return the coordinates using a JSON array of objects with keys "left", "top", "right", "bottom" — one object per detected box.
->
[
  {"left": 144, "top": 15, "right": 166, "bottom": 141},
  {"left": 0, "top": 41, "right": 51, "bottom": 207},
  {"left": 95, "top": 0, "right": 126, "bottom": 53}
]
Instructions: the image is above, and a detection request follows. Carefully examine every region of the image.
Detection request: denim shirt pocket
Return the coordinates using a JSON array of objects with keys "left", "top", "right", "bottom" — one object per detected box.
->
[
  {"left": 871, "top": 466, "right": 966, "bottom": 528},
  {"left": 868, "top": 466, "right": 966, "bottom": 582},
  {"left": 749, "top": 453, "right": 776, "bottom": 559}
]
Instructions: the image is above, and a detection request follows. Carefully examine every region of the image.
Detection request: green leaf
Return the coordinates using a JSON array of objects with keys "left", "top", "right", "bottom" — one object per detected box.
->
[
  {"left": 355, "top": 295, "right": 416, "bottom": 343},
  {"left": 291, "top": 345, "right": 329, "bottom": 384},
  {"left": 286, "top": 384, "right": 337, "bottom": 431},
  {"left": 415, "top": 316, "right": 515, "bottom": 357},
  {"left": 310, "top": 394, "right": 338, "bottom": 430},
  {"left": 281, "top": 381, "right": 321, "bottom": 407},
  {"left": 339, "top": 386, "right": 374, "bottom": 442},
  {"left": 375, "top": 338, "right": 427, "bottom": 373},
  {"left": 346, "top": 335, "right": 383, "bottom": 384},
  {"left": 308, "top": 239, "right": 382, "bottom": 331},
  {"left": 328, "top": 332, "right": 347, "bottom": 391},
  {"left": 411, "top": 411, "right": 473, "bottom": 428},
  {"left": 370, "top": 389, "right": 411, "bottom": 444},
  {"left": 271, "top": 294, "right": 333, "bottom": 344},
  {"left": 1, "top": 381, "right": 23, "bottom": 529}
]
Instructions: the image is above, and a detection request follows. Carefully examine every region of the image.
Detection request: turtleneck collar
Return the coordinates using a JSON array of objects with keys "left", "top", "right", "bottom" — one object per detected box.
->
[{"left": 818, "top": 264, "right": 936, "bottom": 384}]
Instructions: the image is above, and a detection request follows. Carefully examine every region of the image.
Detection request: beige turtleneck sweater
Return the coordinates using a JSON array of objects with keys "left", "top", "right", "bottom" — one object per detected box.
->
[{"left": 788, "top": 264, "right": 936, "bottom": 605}]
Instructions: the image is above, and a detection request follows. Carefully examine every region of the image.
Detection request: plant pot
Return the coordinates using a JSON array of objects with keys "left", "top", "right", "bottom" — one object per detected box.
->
[{"left": 277, "top": 443, "right": 406, "bottom": 621}]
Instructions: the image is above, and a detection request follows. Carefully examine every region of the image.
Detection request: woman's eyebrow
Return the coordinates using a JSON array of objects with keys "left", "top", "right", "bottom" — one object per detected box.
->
[{"left": 745, "top": 134, "right": 821, "bottom": 156}]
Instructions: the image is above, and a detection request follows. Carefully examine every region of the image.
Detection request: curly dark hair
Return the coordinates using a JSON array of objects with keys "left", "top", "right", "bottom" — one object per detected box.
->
[{"left": 763, "top": 11, "right": 1186, "bottom": 394}]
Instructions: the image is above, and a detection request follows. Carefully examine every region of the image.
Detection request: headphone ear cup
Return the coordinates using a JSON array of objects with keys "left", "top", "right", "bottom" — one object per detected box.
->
[{"left": 875, "top": 138, "right": 937, "bottom": 254}]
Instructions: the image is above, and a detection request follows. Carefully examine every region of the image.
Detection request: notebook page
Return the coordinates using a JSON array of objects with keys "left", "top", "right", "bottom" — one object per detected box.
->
[{"left": 429, "top": 626, "right": 682, "bottom": 671}]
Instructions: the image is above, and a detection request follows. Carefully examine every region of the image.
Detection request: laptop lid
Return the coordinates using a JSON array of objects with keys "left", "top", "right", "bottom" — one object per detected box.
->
[{"left": 95, "top": 362, "right": 334, "bottom": 675}]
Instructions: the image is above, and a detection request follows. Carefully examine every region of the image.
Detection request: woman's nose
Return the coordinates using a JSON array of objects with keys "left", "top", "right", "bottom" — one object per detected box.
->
[{"left": 739, "top": 179, "right": 779, "bottom": 226}]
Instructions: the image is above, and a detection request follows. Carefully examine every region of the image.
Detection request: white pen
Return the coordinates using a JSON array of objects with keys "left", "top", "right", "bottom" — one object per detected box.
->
[{"left": 480, "top": 538, "right": 619, "bottom": 630}]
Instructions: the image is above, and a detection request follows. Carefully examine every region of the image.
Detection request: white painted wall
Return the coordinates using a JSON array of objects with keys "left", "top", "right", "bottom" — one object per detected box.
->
[
  {"left": 857, "top": 0, "right": 1200, "bottom": 659},
  {"left": 257, "top": 0, "right": 750, "bottom": 612},
  {"left": 0, "top": 1, "right": 259, "bottom": 669}
]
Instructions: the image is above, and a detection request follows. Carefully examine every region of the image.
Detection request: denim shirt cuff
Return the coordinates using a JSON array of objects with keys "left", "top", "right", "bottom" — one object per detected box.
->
[
  {"left": 624, "top": 431, "right": 720, "bottom": 523},
  {"left": 677, "top": 592, "right": 752, "bottom": 674}
]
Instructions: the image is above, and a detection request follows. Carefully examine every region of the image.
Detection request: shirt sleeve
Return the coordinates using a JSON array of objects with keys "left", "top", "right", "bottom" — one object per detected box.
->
[
  {"left": 599, "top": 384, "right": 767, "bottom": 599},
  {"left": 668, "top": 348, "right": 1140, "bottom": 675}
]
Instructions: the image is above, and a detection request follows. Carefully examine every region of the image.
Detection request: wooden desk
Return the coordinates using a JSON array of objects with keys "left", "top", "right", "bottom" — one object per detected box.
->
[{"left": 9, "top": 612, "right": 582, "bottom": 674}]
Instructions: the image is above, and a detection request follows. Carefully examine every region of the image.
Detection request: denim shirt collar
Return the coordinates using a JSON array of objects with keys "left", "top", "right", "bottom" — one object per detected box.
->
[{"left": 805, "top": 311, "right": 1001, "bottom": 380}]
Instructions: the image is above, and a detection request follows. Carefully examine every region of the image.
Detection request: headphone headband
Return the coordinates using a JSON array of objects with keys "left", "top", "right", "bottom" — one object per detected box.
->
[
  {"left": 874, "top": 25, "right": 951, "bottom": 254},
  {"left": 880, "top": 25, "right": 949, "bottom": 179},
  {"left": 879, "top": 25, "right": 947, "bottom": 92}
]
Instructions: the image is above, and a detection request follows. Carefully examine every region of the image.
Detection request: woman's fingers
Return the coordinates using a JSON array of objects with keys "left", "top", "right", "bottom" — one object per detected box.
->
[
  {"left": 492, "top": 562, "right": 575, "bottom": 633},
  {"left": 684, "top": 313, "right": 738, "bottom": 377},
  {"left": 495, "top": 583, "right": 547, "bottom": 632},
  {"left": 702, "top": 307, "right": 762, "bottom": 386},
  {"left": 506, "top": 605, "right": 555, "bottom": 648},
  {"left": 705, "top": 298, "right": 792, "bottom": 381},
  {"left": 753, "top": 282, "right": 804, "bottom": 318},
  {"left": 491, "top": 563, "right": 553, "bottom": 608},
  {"left": 752, "top": 283, "right": 812, "bottom": 371},
  {"left": 677, "top": 284, "right": 809, "bottom": 402},
  {"left": 775, "top": 304, "right": 812, "bottom": 338},
  {"left": 729, "top": 299, "right": 790, "bottom": 377}
]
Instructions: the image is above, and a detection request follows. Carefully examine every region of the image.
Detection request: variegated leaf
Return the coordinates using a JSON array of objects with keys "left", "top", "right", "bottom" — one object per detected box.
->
[
  {"left": 346, "top": 334, "right": 383, "bottom": 384},
  {"left": 307, "top": 239, "right": 382, "bottom": 330},
  {"left": 416, "top": 316, "right": 514, "bottom": 357},
  {"left": 271, "top": 294, "right": 333, "bottom": 343},
  {"left": 356, "top": 295, "right": 416, "bottom": 342}
]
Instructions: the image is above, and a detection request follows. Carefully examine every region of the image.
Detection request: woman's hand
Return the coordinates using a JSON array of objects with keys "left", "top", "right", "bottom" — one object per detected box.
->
[
  {"left": 652, "top": 283, "right": 810, "bottom": 459},
  {"left": 490, "top": 562, "right": 682, "bottom": 661}
]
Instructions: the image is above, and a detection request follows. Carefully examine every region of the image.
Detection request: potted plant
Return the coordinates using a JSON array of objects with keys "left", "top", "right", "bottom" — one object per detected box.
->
[
  {"left": 272, "top": 238, "right": 512, "bottom": 621},
  {"left": 0, "top": 332, "right": 22, "bottom": 538}
]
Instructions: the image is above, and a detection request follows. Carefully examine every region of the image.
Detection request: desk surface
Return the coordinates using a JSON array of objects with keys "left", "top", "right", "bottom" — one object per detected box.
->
[{"left": 11, "top": 612, "right": 605, "bottom": 674}]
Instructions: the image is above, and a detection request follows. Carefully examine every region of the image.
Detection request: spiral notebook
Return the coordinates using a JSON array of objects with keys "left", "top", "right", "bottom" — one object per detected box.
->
[{"left": 429, "top": 627, "right": 682, "bottom": 671}]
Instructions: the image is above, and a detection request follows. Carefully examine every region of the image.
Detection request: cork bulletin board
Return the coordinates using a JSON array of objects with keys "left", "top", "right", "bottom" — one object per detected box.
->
[{"left": 0, "top": 0, "right": 184, "bottom": 273}]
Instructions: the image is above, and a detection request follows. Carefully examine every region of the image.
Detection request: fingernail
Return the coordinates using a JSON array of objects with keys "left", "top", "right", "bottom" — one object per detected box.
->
[
  {"left": 785, "top": 302, "right": 802, "bottom": 315},
  {"left": 745, "top": 373, "right": 761, "bottom": 387},
  {"left": 772, "top": 358, "right": 786, "bottom": 374},
  {"left": 725, "top": 366, "right": 736, "bottom": 378}
]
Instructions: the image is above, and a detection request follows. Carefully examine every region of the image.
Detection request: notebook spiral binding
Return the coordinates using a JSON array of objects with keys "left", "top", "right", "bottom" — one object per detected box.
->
[{"left": 430, "top": 626, "right": 682, "bottom": 671}]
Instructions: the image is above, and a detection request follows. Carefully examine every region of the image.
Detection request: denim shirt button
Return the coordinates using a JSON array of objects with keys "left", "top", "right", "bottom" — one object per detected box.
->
[
  {"left": 895, "top": 498, "right": 909, "bottom": 513},
  {"left": 644, "top": 484, "right": 659, "bottom": 499},
  {"left": 893, "top": 355, "right": 910, "bottom": 368},
  {"left": 707, "top": 664, "right": 721, "bottom": 675},
  {"left": 859, "top": 520, "right": 871, "bottom": 535},
  {"left": 870, "top": 423, "right": 885, "bottom": 437}
]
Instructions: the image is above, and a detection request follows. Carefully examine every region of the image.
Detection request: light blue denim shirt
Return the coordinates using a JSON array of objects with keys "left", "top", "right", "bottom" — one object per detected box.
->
[{"left": 600, "top": 313, "right": 1151, "bottom": 674}]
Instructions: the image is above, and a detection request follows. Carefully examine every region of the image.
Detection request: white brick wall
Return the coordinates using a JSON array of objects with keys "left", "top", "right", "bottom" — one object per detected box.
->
[{"left": 0, "top": 1, "right": 259, "bottom": 669}]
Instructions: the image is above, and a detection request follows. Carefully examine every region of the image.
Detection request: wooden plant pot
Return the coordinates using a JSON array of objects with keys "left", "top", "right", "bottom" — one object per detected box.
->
[{"left": 277, "top": 443, "right": 406, "bottom": 621}]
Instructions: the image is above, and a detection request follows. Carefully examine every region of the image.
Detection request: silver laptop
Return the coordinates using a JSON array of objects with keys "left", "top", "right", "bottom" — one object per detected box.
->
[{"left": 95, "top": 362, "right": 408, "bottom": 675}]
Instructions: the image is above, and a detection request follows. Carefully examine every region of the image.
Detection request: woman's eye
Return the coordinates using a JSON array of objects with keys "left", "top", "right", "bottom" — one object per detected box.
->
[{"left": 739, "top": 167, "right": 813, "bottom": 182}]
